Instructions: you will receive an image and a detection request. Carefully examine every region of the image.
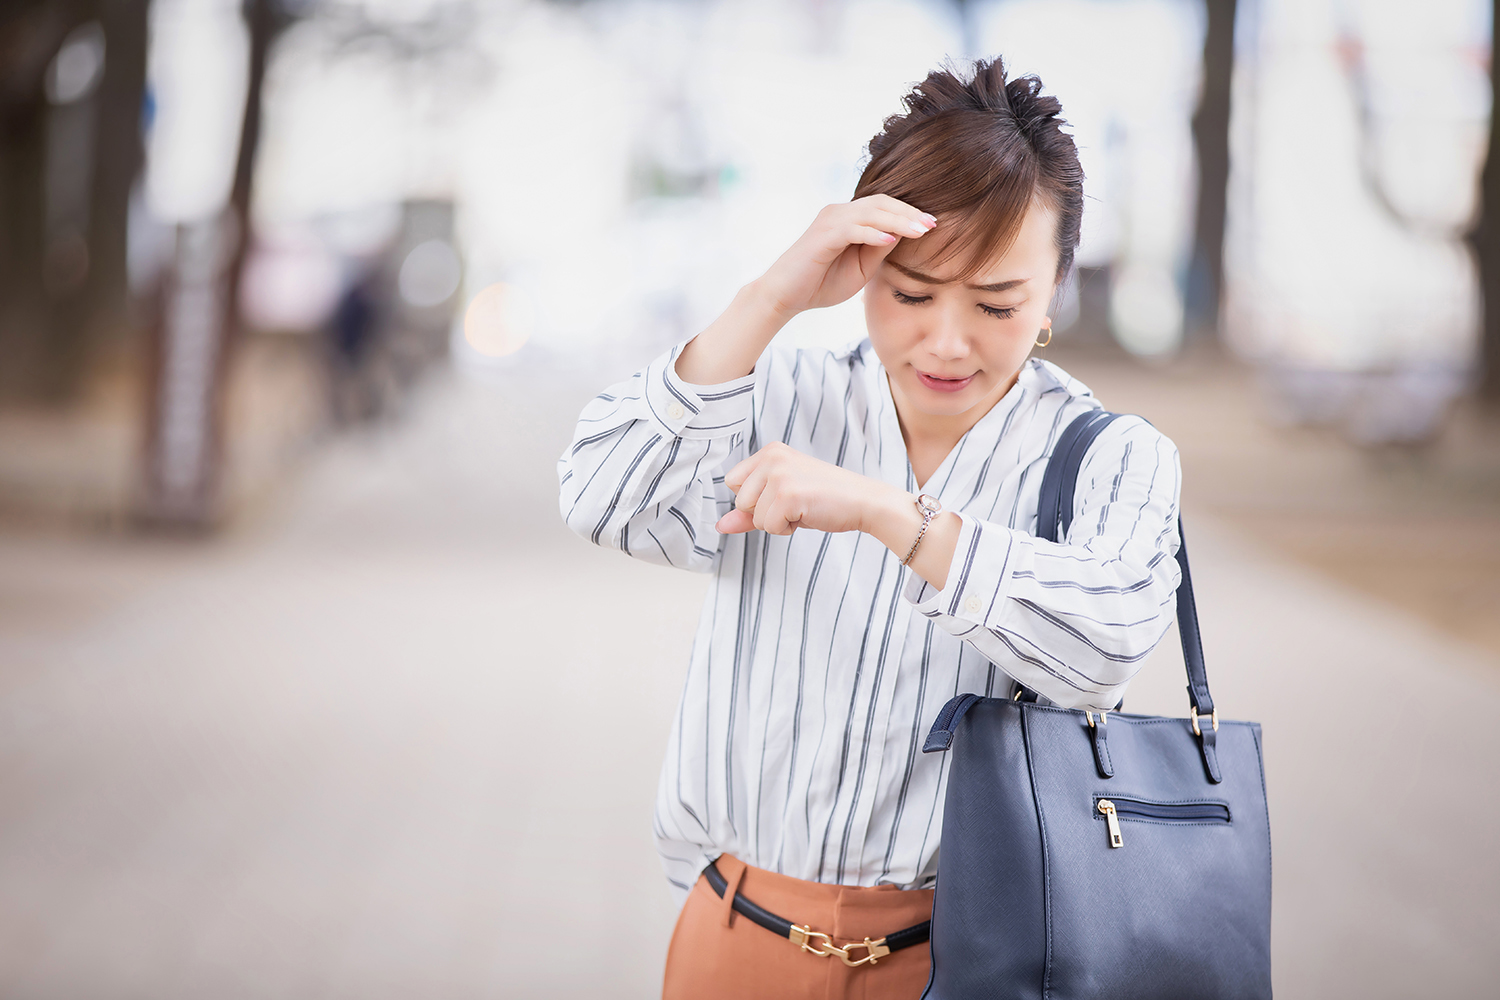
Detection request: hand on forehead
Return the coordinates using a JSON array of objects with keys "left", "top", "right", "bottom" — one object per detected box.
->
[{"left": 881, "top": 198, "right": 1061, "bottom": 293}]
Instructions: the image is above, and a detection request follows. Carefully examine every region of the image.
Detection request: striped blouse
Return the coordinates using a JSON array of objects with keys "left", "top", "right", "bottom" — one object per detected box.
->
[{"left": 557, "top": 336, "right": 1183, "bottom": 902}]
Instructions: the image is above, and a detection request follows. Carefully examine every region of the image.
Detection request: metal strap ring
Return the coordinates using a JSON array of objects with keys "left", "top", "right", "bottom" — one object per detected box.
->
[{"left": 1190, "top": 706, "right": 1219, "bottom": 737}]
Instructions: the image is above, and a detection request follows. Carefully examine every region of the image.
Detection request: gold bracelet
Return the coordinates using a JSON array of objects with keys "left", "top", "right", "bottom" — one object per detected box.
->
[{"left": 902, "top": 494, "right": 942, "bottom": 566}]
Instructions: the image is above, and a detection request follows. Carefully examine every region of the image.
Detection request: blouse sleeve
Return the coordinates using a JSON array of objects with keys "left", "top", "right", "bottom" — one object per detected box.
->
[
  {"left": 557, "top": 340, "right": 756, "bottom": 572},
  {"left": 901, "top": 416, "right": 1183, "bottom": 710}
]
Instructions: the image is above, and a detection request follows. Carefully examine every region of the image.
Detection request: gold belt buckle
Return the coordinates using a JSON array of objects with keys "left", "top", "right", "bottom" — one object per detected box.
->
[
  {"left": 789, "top": 925, "right": 892, "bottom": 967},
  {"left": 841, "top": 936, "right": 892, "bottom": 967}
]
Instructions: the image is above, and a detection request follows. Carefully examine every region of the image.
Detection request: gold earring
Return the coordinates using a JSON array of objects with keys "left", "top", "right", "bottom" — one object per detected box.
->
[{"left": 1035, "top": 326, "right": 1052, "bottom": 348}]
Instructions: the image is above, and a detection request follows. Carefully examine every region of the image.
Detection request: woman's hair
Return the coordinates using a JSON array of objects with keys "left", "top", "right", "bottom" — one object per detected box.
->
[{"left": 853, "top": 58, "right": 1083, "bottom": 283}]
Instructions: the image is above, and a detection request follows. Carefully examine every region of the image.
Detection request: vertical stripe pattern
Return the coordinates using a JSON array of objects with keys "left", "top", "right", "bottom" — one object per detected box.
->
[{"left": 558, "top": 338, "right": 1183, "bottom": 904}]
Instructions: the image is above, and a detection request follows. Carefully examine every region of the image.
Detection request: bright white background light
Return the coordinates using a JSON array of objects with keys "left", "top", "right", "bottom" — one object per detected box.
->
[{"left": 144, "top": 0, "right": 249, "bottom": 222}]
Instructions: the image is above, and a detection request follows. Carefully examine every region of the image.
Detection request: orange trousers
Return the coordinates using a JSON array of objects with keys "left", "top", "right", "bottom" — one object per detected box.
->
[{"left": 662, "top": 855, "right": 935, "bottom": 1000}]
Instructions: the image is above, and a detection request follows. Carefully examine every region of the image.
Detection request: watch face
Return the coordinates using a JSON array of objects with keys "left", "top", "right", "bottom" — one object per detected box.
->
[{"left": 917, "top": 494, "right": 942, "bottom": 514}]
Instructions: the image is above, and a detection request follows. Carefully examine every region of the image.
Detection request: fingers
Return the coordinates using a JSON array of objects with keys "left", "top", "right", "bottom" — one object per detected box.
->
[
  {"left": 869, "top": 208, "right": 936, "bottom": 239},
  {"left": 716, "top": 508, "right": 755, "bottom": 534},
  {"left": 718, "top": 508, "right": 799, "bottom": 535},
  {"left": 720, "top": 444, "right": 803, "bottom": 536},
  {"left": 751, "top": 481, "right": 805, "bottom": 535},
  {"left": 724, "top": 454, "right": 752, "bottom": 493},
  {"left": 736, "top": 473, "right": 802, "bottom": 536},
  {"left": 854, "top": 194, "right": 939, "bottom": 230},
  {"left": 716, "top": 491, "right": 801, "bottom": 536},
  {"left": 816, "top": 201, "right": 936, "bottom": 248},
  {"left": 733, "top": 465, "right": 769, "bottom": 515},
  {"left": 849, "top": 225, "right": 899, "bottom": 247},
  {"left": 842, "top": 216, "right": 934, "bottom": 249}
]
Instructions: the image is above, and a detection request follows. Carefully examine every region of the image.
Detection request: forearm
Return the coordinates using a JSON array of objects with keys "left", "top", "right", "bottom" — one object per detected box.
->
[
  {"left": 899, "top": 515, "right": 1179, "bottom": 709},
  {"left": 862, "top": 487, "right": 962, "bottom": 590},
  {"left": 562, "top": 430, "right": 730, "bottom": 566},
  {"left": 561, "top": 345, "right": 755, "bottom": 569},
  {"left": 673, "top": 280, "right": 792, "bottom": 385}
]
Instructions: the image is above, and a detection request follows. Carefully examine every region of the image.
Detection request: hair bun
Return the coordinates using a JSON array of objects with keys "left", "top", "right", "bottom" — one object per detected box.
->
[{"left": 1005, "top": 75, "right": 1064, "bottom": 137}]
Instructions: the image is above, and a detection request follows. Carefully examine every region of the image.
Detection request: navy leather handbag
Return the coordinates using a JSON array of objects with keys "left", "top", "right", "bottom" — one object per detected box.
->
[{"left": 920, "top": 410, "right": 1272, "bottom": 1000}]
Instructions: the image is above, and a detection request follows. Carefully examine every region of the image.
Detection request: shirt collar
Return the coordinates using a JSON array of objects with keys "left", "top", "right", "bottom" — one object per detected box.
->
[{"left": 860, "top": 341, "right": 1050, "bottom": 502}]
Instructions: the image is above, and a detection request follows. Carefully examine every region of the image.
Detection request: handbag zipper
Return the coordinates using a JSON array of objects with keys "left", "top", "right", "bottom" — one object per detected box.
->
[
  {"left": 1095, "top": 797, "right": 1231, "bottom": 849},
  {"left": 1097, "top": 800, "right": 1123, "bottom": 847}
]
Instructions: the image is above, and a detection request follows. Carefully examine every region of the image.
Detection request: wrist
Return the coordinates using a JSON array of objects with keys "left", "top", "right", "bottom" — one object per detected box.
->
[
  {"left": 743, "top": 276, "right": 799, "bottom": 329},
  {"left": 862, "top": 486, "right": 922, "bottom": 551},
  {"left": 677, "top": 281, "right": 792, "bottom": 384}
]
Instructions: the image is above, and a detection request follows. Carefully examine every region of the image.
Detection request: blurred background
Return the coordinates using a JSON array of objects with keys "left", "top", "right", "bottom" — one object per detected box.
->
[{"left": 1, "top": 0, "right": 1498, "bottom": 996}]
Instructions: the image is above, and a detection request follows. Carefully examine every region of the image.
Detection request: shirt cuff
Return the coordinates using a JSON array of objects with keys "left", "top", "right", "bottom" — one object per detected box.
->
[
  {"left": 902, "top": 512, "right": 1021, "bottom": 627},
  {"left": 643, "top": 341, "right": 757, "bottom": 440}
]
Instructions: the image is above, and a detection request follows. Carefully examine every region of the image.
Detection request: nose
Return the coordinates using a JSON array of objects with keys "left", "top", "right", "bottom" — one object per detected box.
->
[{"left": 924, "top": 302, "right": 970, "bottom": 363}]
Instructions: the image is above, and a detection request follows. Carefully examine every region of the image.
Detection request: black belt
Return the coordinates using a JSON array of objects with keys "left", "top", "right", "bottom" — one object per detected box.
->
[{"left": 703, "top": 860, "right": 931, "bottom": 968}]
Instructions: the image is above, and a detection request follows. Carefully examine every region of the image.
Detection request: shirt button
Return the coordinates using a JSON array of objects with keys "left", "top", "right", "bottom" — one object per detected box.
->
[
  {"left": 964, "top": 595, "right": 983, "bottom": 615},
  {"left": 667, "top": 402, "right": 686, "bottom": 420}
]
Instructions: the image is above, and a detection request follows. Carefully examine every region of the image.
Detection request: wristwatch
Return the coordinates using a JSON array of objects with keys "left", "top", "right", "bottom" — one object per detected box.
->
[{"left": 902, "top": 494, "right": 942, "bottom": 566}]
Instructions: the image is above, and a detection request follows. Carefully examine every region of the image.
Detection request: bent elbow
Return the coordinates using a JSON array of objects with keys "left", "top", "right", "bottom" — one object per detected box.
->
[{"left": 558, "top": 476, "right": 612, "bottom": 549}]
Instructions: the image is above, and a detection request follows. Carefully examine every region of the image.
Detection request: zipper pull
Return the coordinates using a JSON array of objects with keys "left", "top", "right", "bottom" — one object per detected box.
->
[{"left": 1098, "top": 799, "right": 1123, "bottom": 848}]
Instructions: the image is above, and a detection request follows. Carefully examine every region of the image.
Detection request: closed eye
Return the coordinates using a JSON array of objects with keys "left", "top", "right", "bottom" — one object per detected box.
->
[{"left": 896, "top": 287, "right": 1018, "bottom": 319}]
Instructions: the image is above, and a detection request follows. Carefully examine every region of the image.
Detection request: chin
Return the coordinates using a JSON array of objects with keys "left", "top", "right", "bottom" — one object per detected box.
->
[
  {"left": 909, "top": 381, "right": 988, "bottom": 416},
  {"left": 923, "top": 398, "right": 983, "bottom": 418}
]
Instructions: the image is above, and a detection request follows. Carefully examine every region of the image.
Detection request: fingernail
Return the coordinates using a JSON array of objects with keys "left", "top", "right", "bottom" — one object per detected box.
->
[
  {"left": 906, "top": 221, "right": 929, "bottom": 237},
  {"left": 921, "top": 213, "right": 938, "bottom": 227},
  {"left": 881, "top": 232, "right": 898, "bottom": 244}
]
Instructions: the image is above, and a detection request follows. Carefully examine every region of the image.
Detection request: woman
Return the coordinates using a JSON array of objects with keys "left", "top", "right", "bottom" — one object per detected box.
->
[{"left": 558, "top": 58, "right": 1182, "bottom": 999}]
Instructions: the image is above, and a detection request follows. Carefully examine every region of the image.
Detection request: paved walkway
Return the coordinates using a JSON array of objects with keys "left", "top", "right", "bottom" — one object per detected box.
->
[{"left": 0, "top": 359, "right": 1495, "bottom": 998}]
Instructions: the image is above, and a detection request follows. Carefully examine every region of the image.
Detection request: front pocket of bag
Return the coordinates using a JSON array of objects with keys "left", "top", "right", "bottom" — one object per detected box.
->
[{"left": 1093, "top": 795, "right": 1231, "bottom": 848}]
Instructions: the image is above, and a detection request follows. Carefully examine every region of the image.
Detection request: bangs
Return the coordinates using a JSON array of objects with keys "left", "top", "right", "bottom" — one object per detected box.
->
[
  {"left": 855, "top": 111, "right": 1041, "bottom": 282},
  {"left": 885, "top": 188, "right": 1046, "bottom": 283}
]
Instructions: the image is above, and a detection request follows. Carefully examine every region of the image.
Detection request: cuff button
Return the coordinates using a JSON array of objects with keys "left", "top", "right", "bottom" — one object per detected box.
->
[{"left": 963, "top": 595, "right": 983, "bottom": 614}]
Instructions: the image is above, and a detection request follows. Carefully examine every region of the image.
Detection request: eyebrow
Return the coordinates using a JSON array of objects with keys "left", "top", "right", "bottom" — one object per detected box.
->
[{"left": 887, "top": 260, "right": 1029, "bottom": 293}]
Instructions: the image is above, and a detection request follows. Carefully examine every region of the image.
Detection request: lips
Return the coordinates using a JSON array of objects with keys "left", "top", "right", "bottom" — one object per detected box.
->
[{"left": 916, "top": 370, "right": 976, "bottom": 393}]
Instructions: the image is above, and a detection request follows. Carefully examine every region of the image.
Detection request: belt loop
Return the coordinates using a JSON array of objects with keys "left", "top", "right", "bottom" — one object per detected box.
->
[{"left": 716, "top": 855, "right": 747, "bottom": 929}]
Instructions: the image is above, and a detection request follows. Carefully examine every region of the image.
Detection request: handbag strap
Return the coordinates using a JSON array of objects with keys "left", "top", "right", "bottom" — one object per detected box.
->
[
  {"left": 1036, "top": 408, "right": 1214, "bottom": 710},
  {"left": 924, "top": 409, "right": 1223, "bottom": 783},
  {"left": 1034, "top": 409, "right": 1122, "bottom": 548}
]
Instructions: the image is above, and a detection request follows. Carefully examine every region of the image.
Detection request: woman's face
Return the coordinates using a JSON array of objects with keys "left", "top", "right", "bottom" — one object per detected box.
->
[{"left": 864, "top": 199, "right": 1061, "bottom": 426}]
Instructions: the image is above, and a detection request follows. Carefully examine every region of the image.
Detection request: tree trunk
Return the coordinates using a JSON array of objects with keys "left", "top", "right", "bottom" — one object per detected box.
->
[
  {"left": 1186, "top": 0, "right": 1236, "bottom": 339},
  {"left": 0, "top": 94, "right": 50, "bottom": 397},
  {"left": 223, "top": 0, "right": 285, "bottom": 343},
  {"left": 138, "top": 0, "right": 290, "bottom": 527},
  {"left": 0, "top": 1, "right": 89, "bottom": 400},
  {"left": 1477, "top": 0, "right": 1500, "bottom": 401},
  {"left": 87, "top": 0, "right": 150, "bottom": 342}
]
